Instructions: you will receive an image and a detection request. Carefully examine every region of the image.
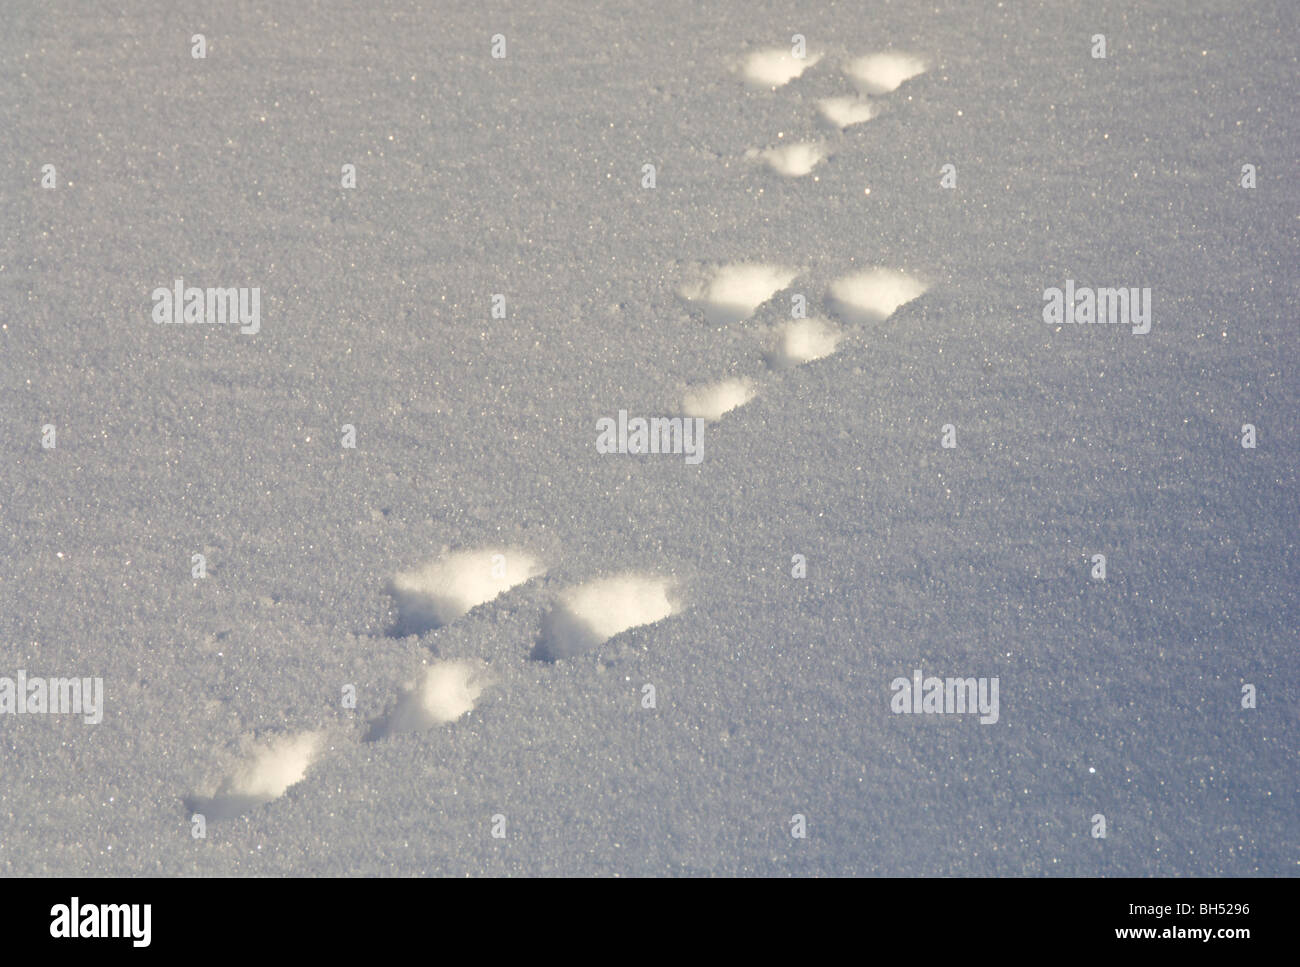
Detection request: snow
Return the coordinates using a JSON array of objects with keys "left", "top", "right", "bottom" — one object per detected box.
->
[
  {"left": 682, "top": 378, "right": 757, "bottom": 421},
  {"left": 768, "top": 318, "right": 842, "bottom": 367},
  {"left": 537, "top": 574, "right": 680, "bottom": 660},
  {"left": 741, "top": 48, "right": 823, "bottom": 89},
  {"left": 679, "top": 263, "right": 802, "bottom": 325},
  {"left": 760, "top": 141, "right": 829, "bottom": 177},
  {"left": 817, "top": 96, "right": 879, "bottom": 129},
  {"left": 189, "top": 732, "right": 323, "bottom": 821},
  {"left": 384, "top": 660, "right": 492, "bottom": 732},
  {"left": 845, "top": 52, "right": 929, "bottom": 94},
  {"left": 387, "top": 548, "right": 545, "bottom": 634},
  {"left": 828, "top": 268, "right": 930, "bottom": 324},
  {"left": 0, "top": 0, "right": 1295, "bottom": 877}
]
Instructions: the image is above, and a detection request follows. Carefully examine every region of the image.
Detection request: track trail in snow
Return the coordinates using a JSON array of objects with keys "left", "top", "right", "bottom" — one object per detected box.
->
[{"left": 185, "top": 42, "right": 935, "bottom": 823}]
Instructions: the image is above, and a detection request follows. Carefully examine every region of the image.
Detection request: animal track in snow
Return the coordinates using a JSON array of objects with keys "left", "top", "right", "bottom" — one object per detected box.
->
[
  {"left": 682, "top": 378, "right": 757, "bottom": 421},
  {"left": 756, "top": 140, "right": 828, "bottom": 177},
  {"left": 740, "top": 48, "right": 823, "bottom": 89},
  {"left": 766, "top": 318, "right": 843, "bottom": 369},
  {"left": 816, "top": 95, "right": 879, "bottom": 129},
  {"left": 828, "top": 268, "right": 929, "bottom": 324},
  {"left": 844, "top": 51, "right": 929, "bottom": 94},
  {"left": 377, "top": 659, "right": 492, "bottom": 737},
  {"left": 386, "top": 547, "right": 544, "bottom": 635},
  {"left": 535, "top": 573, "right": 682, "bottom": 661},
  {"left": 187, "top": 34, "right": 943, "bottom": 825},
  {"left": 679, "top": 263, "right": 800, "bottom": 325},
  {"left": 187, "top": 730, "right": 322, "bottom": 820}
]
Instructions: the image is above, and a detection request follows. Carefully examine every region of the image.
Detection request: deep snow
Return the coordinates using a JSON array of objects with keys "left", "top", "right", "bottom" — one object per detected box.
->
[{"left": 0, "top": 0, "right": 1296, "bottom": 876}]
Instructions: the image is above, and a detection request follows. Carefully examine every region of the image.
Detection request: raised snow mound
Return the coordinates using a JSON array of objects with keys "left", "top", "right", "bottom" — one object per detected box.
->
[
  {"left": 387, "top": 547, "right": 544, "bottom": 635},
  {"left": 845, "top": 52, "right": 929, "bottom": 94},
  {"left": 680, "top": 263, "right": 800, "bottom": 325},
  {"left": 828, "top": 268, "right": 929, "bottom": 323},
  {"left": 741, "top": 48, "right": 822, "bottom": 88},
  {"left": 683, "top": 378, "right": 756, "bottom": 421},
  {"left": 535, "top": 573, "right": 680, "bottom": 660},
  {"left": 187, "top": 731, "right": 322, "bottom": 820}
]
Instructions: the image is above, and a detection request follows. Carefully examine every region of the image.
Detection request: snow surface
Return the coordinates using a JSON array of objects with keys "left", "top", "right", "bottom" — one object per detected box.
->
[
  {"left": 679, "top": 262, "right": 802, "bottom": 326},
  {"left": 387, "top": 547, "right": 545, "bottom": 634},
  {"left": 383, "top": 660, "right": 492, "bottom": 733},
  {"left": 0, "top": 0, "right": 1296, "bottom": 876},
  {"left": 828, "top": 268, "right": 930, "bottom": 323},
  {"left": 759, "top": 140, "right": 829, "bottom": 177},
  {"left": 817, "top": 95, "right": 879, "bottom": 130},
  {"left": 682, "top": 378, "right": 756, "bottom": 421},
  {"left": 845, "top": 51, "right": 930, "bottom": 95},
  {"left": 741, "top": 47, "right": 824, "bottom": 90},
  {"left": 537, "top": 573, "right": 680, "bottom": 661},
  {"left": 768, "top": 318, "right": 842, "bottom": 368}
]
